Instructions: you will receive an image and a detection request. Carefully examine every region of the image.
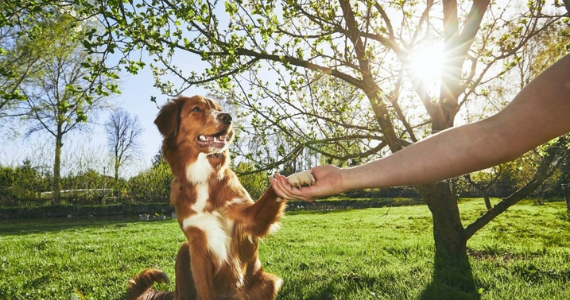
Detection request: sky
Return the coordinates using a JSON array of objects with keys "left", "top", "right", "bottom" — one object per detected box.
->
[
  {"left": 0, "top": 63, "right": 209, "bottom": 177},
  {"left": 0, "top": 5, "right": 219, "bottom": 177}
]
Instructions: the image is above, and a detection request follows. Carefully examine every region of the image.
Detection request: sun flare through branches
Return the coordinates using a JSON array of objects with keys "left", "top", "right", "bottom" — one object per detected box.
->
[{"left": 409, "top": 43, "right": 444, "bottom": 83}]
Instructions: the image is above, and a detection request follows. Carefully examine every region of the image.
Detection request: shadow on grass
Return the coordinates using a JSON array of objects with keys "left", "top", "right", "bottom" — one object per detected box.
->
[
  {"left": 287, "top": 198, "right": 425, "bottom": 214},
  {"left": 0, "top": 216, "right": 165, "bottom": 236},
  {"left": 297, "top": 283, "right": 339, "bottom": 300},
  {"left": 420, "top": 248, "right": 481, "bottom": 300},
  {"left": 282, "top": 274, "right": 381, "bottom": 300}
]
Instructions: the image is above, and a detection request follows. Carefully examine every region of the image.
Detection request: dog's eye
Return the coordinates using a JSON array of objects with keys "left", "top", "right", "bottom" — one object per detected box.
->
[{"left": 192, "top": 106, "right": 201, "bottom": 112}]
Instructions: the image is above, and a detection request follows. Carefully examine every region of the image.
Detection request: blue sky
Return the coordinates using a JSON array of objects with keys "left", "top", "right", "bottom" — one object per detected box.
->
[{"left": 0, "top": 63, "right": 210, "bottom": 177}]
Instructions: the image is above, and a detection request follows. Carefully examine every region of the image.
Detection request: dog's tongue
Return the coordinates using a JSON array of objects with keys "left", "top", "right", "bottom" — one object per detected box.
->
[{"left": 197, "top": 135, "right": 227, "bottom": 148}]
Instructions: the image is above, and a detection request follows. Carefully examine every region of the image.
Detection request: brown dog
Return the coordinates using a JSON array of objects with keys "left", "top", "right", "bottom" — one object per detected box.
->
[{"left": 127, "top": 95, "right": 314, "bottom": 300}]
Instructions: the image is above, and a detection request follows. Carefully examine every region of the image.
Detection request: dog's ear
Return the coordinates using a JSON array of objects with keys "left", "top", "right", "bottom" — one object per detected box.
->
[{"left": 154, "top": 99, "right": 182, "bottom": 138}]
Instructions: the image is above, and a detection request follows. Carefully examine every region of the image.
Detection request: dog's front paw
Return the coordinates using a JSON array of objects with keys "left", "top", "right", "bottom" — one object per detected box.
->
[{"left": 287, "top": 171, "right": 316, "bottom": 188}]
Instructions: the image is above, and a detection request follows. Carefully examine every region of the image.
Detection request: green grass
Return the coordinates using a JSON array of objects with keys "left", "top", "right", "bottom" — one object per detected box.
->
[{"left": 1, "top": 199, "right": 569, "bottom": 300}]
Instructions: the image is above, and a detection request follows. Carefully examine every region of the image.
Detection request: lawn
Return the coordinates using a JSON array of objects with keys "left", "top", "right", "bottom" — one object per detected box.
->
[{"left": 1, "top": 199, "right": 569, "bottom": 300}]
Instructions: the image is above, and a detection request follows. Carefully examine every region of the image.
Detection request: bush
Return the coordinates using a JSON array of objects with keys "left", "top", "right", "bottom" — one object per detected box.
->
[{"left": 127, "top": 162, "right": 172, "bottom": 203}]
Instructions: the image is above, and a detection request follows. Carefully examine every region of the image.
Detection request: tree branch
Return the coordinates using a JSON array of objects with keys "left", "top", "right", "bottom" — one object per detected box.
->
[{"left": 464, "top": 139, "right": 568, "bottom": 239}]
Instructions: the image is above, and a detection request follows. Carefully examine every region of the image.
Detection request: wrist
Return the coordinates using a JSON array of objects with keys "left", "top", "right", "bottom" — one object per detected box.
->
[
  {"left": 339, "top": 167, "right": 356, "bottom": 193},
  {"left": 342, "top": 160, "right": 389, "bottom": 191}
]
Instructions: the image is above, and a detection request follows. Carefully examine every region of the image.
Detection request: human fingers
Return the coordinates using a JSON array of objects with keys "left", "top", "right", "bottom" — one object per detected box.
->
[
  {"left": 272, "top": 173, "right": 304, "bottom": 200},
  {"left": 303, "top": 165, "right": 344, "bottom": 197},
  {"left": 271, "top": 175, "right": 297, "bottom": 200}
]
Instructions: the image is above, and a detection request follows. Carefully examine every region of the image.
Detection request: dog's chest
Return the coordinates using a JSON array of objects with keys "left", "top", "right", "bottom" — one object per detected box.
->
[
  {"left": 186, "top": 153, "right": 215, "bottom": 183},
  {"left": 192, "top": 183, "right": 210, "bottom": 212},
  {"left": 182, "top": 182, "right": 235, "bottom": 264}
]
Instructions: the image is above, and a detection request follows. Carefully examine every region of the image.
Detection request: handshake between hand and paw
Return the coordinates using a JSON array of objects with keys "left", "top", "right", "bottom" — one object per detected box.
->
[{"left": 285, "top": 170, "right": 316, "bottom": 189}]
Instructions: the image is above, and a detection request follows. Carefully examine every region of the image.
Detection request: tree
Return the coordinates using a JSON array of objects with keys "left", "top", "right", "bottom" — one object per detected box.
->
[
  {"left": 89, "top": 0, "right": 568, "bottom": 256},
  {"left": 105, "top": 108, "right": 143, "bottom": 185},
  {"left": 11, "top": 13, "right": 114, "bottom": 205},
  {"left": 0, "top": 26, "right": 32, "bottom": 117},
  {"left": 463, "top": 165, "right": 506, "bottom": 210}
]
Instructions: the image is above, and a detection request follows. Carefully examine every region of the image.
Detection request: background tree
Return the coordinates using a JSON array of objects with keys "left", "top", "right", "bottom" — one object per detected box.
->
[
  {"left": 463, "top": 165, "right": 506, "bottom": 210},
  {"left": 12, "top": 13, "right": 114, "bottom": 205},
  {"left": 0, "top": 26, "right": 33, "bottom": 118},
  {"left": 61, "top": 168, "right": 112, "bottom": 204},
  {"left": 105, "top": 108, "right": 143, "bottom": 186}
]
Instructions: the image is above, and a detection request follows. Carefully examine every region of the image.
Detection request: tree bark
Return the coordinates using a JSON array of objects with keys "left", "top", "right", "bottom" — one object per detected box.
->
[
  {"left": 483, "top": 194, "right": 492, "bottom": 210},
  {"left": 114, "top": 154, "right": 120, "bottom": 183},
  {"left": 563, "top": 184, "right": 570, "bottom": 214},
  {"left": 416, "top": 182, "right": 467, "bottom": 257},
  {"left": 52, "top": 131, "right": 63, "bottom": 206}
]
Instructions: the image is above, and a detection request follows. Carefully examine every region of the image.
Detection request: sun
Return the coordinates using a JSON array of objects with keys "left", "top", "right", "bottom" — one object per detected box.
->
[{"left": 409, "top": 43, "right": 444, "bottom": 81}]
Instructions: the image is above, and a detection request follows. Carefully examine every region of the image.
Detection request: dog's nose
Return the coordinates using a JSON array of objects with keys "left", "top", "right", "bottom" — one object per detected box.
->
[{"left": 218, "top": 113, "right": 232, "bottom": 125}]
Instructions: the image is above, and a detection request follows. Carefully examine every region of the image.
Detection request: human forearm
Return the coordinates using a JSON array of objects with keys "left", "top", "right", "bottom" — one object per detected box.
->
[
  {"left": 274, "top": 118, "right": 524, "bottom": 200},
  {"left": 340, "top": 121, "right": 507, "bottom": 190}
]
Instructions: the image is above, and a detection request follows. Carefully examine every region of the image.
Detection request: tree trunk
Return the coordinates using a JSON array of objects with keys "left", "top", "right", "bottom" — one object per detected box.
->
[
  {"left": 113, "top": 155, "right": 120, "bottom": 199},
  {"left": 52, "top": 134, "right": 63, "bottom": 205},
  {"left": 114, "top": 155, "right": 120, "bottom": 183},
  {"left": 416, "top": 182, "right": 467, "bottom": 257},
  {"left": 483, "top": 193, "right": 492, "bottom": 210},
  {"left": 562, "top": 184, "right": 570, "bottom": 215}
]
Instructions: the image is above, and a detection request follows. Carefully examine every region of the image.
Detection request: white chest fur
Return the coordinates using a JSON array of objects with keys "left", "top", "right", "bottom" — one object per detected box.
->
[
  {"left": 182, "top": 153, "right": 234, "bottom": 266},
  {"left": 182, "top": 211, "right": 231, "bottom": 265},
  {"left": 182, "top": 182, "right": 231, "bottom": 266},
  {"left": 186, "top": 153, "right": 213, "bottom": 184},
  {"left": 192, "top": 183, "right": 209, "bottom": 212}
]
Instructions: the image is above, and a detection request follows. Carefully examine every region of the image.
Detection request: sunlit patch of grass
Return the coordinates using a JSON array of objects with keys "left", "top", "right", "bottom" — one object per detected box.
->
[{"left": 1, "top": 199, "right": 569, "bottom": 299}]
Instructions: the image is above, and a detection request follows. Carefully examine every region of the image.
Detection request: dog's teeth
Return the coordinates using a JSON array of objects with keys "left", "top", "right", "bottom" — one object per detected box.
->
[{"left": 199, "top": 135, "right": 207, "bottom": 141}]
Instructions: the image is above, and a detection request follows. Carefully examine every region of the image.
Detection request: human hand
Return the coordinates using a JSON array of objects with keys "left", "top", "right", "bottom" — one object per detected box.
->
[{"left": 271, "top": 165, "right": 345, "bottom": 202}]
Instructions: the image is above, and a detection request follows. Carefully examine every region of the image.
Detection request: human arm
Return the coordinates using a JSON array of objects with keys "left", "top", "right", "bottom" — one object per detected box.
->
[{"left": 272, "top": 54, "right": 570, "bottom": 201}]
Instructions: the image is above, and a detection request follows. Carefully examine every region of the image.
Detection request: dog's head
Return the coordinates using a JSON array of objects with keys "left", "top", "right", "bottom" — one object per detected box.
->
[{"left": 155, "top": 95, "right": 234, "bottom": 157}]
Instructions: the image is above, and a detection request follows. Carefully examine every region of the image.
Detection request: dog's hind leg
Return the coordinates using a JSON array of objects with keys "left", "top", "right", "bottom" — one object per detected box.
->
[
  {"left": 242, "top": 271, "right": 283, "bottom": 300},
  {"left": 174, "top": 243, "right": 198, "bottom": 300},
  {"left": 182, "top": 227, "right": 216, "bottom": 300}
]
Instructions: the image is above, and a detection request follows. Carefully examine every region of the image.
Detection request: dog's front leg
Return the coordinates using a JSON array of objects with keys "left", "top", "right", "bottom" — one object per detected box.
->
[
  {"left": 183, "top": 227, "right": 215, "bottom": 300},
  {"left": 241, "top": 171, "right": 316, "bottom": 237},
  {"left": 240, "top": 186, "right": 286, "bottom": 237}
]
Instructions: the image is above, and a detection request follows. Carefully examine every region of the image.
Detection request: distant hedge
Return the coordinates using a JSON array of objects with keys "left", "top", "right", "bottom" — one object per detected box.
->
[
  {"left": 0, "top": 198, "right": 429, "bottom": 220},
  {"left": 0, "top": 203, "right": 173, "bottom": 220}
]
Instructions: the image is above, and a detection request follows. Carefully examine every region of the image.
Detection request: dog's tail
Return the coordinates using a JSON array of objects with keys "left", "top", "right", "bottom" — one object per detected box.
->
[{"left": 126, "top": 269, "right": 174, "bottom": 300}]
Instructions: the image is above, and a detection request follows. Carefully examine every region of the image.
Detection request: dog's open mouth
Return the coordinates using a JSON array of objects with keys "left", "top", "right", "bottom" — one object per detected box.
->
[{"left": 196, "top": 130, "right": 230, "bottom": 148}]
